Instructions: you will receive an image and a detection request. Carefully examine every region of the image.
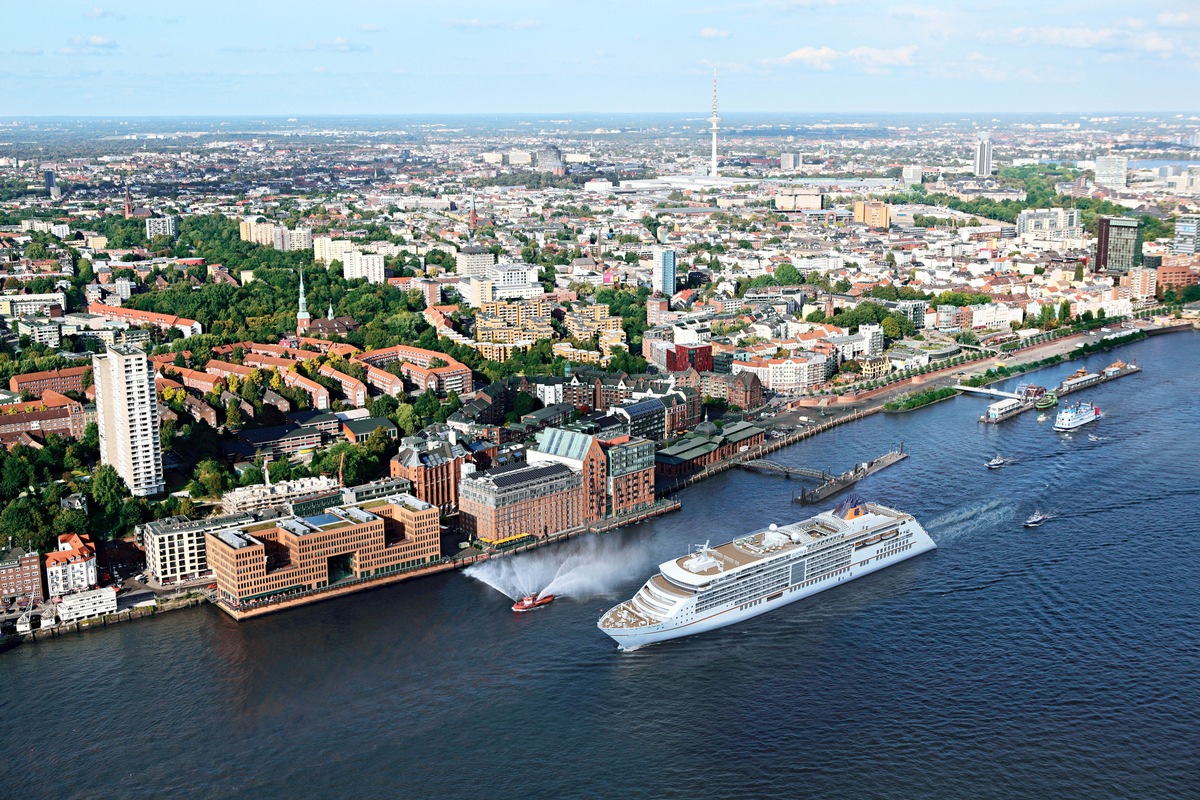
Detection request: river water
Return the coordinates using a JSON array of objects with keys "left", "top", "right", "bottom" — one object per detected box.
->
[{"left": 6, "top": 332, "right": 1199, "bottom": 800}]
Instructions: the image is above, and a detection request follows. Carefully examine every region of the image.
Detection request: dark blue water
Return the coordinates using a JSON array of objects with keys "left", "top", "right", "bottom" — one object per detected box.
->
[{"left": 7, "top": 333, "right": 1199, "bottom": 800}]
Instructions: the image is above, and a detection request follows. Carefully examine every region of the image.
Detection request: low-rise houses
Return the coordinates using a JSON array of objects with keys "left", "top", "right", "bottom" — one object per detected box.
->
[{"left": 45, "top": 533, "right": 98, "bottom": 597}]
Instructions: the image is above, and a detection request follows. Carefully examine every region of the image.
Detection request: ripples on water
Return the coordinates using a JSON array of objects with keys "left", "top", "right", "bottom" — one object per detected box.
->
[{"left": 5, "top": 334, "right": 1199, "bottom": 800}]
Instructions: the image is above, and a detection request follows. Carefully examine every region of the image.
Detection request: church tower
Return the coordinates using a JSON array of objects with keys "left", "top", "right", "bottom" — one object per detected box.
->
[{"left": 296, "top": 270, "right": 311, "bottom": 334}]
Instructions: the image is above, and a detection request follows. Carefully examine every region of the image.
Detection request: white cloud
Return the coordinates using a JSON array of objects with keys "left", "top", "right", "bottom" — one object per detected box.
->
[
  {"left": 12, "top": 47, "right": 44, "bottom": 56},
  {"left": 71, "top": 35, "right": 118, "bottom": 48},
  {"left": 447, "top": 18, "right": 542, "bottom": 30},
  {"left": 448, "top": 18, "right": 501, "bottom": 29},
  {"left": 359, "top": 22, "right": 385, "bottom": 33},
  {"left": 765, "top": 44, "right": 916, "bottom": 70},
  {"left": 1157, "top": 11, "right": 1199, "bottom": 27},
  {"left": 1007, "top": 26, "right": 1118, "bottom": 48},
  {"left": 1137, "top": 32, "right": 1175, "bottom": 54},
  {"left": 765, "top": 45, "right": 839, "bottom": 68},
  {"left": 83, "top": 7, "right": 121, "bottom": 19},
  {"left": 700, "top": 27, "right": 731, "bottom": 38},
  {"left": 298, "top": 37, "right": 369, "bottom": 53},
  {"left": 846, "top": 45, "right": 917, "bottom": 66}
]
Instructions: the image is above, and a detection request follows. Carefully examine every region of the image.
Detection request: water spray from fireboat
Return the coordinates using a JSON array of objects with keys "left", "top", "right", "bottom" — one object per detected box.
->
[{"left": 464, "top": 534, "right": 654, "bottom": 608}]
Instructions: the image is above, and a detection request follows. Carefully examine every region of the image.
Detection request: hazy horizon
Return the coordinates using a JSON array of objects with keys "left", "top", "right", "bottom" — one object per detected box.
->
[{"left": 5, "top": 1, "right": 1199, "bottom": 117}]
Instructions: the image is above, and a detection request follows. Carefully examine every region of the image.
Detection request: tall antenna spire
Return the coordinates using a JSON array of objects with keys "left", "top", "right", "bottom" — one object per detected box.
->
[{"left": 708, "top": 70, "right": 721, "bottom": 179}]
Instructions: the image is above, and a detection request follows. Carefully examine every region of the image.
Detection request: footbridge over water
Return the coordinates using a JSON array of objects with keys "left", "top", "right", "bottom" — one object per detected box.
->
[
  {"left": 953, "top": 385, "right": 1023, "bottom": 400},
  {"left": 737, "top": 460, "right": 831, "bottom": 480}
]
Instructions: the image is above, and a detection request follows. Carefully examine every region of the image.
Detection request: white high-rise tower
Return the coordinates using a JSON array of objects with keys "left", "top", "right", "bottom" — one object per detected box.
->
[
  {"left": 93, "top": 344, "right": 164, "bottom": 498},
  {"left": 708, "top": 70, "right": 721, "bottom": 178}
]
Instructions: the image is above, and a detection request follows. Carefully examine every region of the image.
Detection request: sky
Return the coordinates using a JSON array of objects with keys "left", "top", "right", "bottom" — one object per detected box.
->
[{"left": 3, "top": 0, "right": 1199, "bottom": 117}]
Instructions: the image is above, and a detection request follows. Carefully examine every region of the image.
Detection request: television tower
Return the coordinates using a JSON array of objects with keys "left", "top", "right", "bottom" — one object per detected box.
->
[{"left": 708, "top": 70, "right": 721, "bottom": 178}]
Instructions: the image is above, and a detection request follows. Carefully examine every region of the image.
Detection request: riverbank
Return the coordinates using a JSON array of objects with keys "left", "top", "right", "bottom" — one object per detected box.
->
[
  {"left": 215, "top": 497, "right": 683, "bottom": 621},
  {"left": 13, "top": 592, "right": 209, "bottom": 645}
]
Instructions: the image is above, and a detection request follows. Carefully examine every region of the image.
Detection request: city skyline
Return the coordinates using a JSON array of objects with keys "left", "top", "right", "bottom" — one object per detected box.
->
[{"left": 3, "top": 1, "right": 1200, "bottom": 117}]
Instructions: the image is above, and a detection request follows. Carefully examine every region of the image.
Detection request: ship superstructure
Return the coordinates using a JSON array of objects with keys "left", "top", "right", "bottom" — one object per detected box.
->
[
  {"left": 1054, "top": 401, "right": 1100, "bottom": 431},
  {"left": 598, "top": 496, "right": 936, "bottom": 650}
]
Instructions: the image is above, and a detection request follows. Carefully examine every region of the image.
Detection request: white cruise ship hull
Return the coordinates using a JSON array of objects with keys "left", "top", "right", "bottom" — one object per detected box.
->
[{"left": 599, "top": 514, "right": 936, "bottom": 651}]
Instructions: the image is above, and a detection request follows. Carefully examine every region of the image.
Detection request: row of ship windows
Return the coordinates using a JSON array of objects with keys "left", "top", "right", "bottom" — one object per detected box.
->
[{"left": 704, "top": 559, "right": 862, "bottom": 613}]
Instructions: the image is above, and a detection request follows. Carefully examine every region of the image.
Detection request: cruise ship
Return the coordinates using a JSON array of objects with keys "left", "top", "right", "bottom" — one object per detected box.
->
[
  {"left": 597, "top": 496, "right": 936, "bottom": 650},
  {"left": 1053, "top": 401, "right": 1100, "bottom": 432}
]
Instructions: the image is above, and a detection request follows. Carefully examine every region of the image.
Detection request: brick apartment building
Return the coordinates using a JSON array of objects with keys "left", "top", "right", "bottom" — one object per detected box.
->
[
  {"left": 9, "top": 365, "right": 91, "bottom": 397},
  {"left": 600, "top": 435, "right": 657, "bottom": 517},
  {"left": 0, "top": 546, "right": 44, "bottom": 602},
  {"left": 527, "top": 428, "right": 606, "bottom": 524},
  {"left": 390, "top": 440, "right": 467, "bottom": 513},
  {"left": 458, "top": 462, "right": 584, "bottom": 543},
  {"left": 207, "top": 495, "right": 440, "bottom": 611},
  {"left": 666, "top": 343, "right": 713, "bottom": 373}
]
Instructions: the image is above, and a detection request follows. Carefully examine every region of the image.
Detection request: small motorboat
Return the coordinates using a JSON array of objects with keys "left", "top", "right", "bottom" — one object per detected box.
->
[
  {"left": 1037, "top": 413, "right": 1048, "bottom": 422},
  {"left": 1023, "top": 510, "right": 1047, "bottom": 528},
  {"left": 985, "top": 455, "right": 1008, "bottom": 469},
  {"left": 512, "top": 594, "right": 555, "bottom": 612},
  {"left": 1088, "top": 434, "right": 1106, "bottom": 442}
]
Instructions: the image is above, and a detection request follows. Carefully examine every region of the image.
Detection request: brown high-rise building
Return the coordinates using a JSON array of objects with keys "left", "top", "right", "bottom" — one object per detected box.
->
[
  {"left": 206, "top": 494, "right": 440, "bottom": 615},
  {"left": 458, "top": 462, "right": 584, "bottom": 543},
  {"left": 526, "top": 428, "right": 606, "bottom": 524},
  {"left": 599, "top": 435, "right": 656, "bottom": 517},
  {"left": 389, "top": 440, "right": 466, "bottom": 513},
  {"left": 1095, "top": 216, "right": 1144, "bottom": 274}
]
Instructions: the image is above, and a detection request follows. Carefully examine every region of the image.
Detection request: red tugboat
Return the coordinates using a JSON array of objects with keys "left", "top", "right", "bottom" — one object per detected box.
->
[{"left": 512, "top": 593, "right": 555, "bottom": 612}]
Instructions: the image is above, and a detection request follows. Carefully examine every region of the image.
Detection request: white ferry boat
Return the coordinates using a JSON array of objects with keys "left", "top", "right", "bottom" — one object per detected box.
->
[
  {"left": 1053, "top": 401, "right": 1100, "bottom": 432},
  {"left": 597, "top": 496, "right": 936, "bottom": 650}
]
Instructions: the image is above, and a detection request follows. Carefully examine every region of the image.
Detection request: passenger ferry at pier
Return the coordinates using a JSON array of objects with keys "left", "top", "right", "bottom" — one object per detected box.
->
[
  {"left": 1053, "top": 401, "right": 1100, "bottom": 432},
  {"left": 597, "top": 496, "right": 936, "bottom": 650}
]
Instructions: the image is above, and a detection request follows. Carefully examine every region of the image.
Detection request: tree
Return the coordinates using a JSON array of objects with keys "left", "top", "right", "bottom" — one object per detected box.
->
[
  {"left": 1073, "top": 263, "right": 1085, "bottom": 282},
  {"left": 160, "top": 418, "right": 177, "bottom": 453},
  {"left": 239, "top": 466, "right": 264, "bottom": 486},
  {"left": 225, "top": 399, "right": 243, "bottom": 430},
  {"left": 191, "top": 459, "right": 229, "bottom": 498},
  {"left": 81, "top": 422, "right": 100, "bottom": 452},
  {"left": 880, "top": 316, "right": 902, "bottom": 341},
  {"left": 774, "top": 263, "right": 802, "bottom": 285},
  {"left": 1059, "top": 299, "right": 1072, "bottom": 321},
  {"left": 91, "top": 464, "right": 130, "bottom": 514},
  {"left": 394, "top": 403, "right": 419, "bottom": 436}
]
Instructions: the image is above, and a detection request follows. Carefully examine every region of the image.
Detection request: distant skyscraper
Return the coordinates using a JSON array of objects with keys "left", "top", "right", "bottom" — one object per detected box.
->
[
  {"left": 902, "top": 165, "right": 924, "bottom": 186},
  {"left": 1095, "top": 217, "right": 1144, "bottom": 274},
  {"left": 1173, "top": 214, "right": 1199, "bottom": 255},
  {"left": 123, "top": 184, "right": 133, "bottom": 219},
  {"left": 145, "top": 216, "right": 177, "bottom": 239},
  {"left": 43, "top": 170, "right": 55, "bottom": 192},
  {"left": 651, "top": 247, "right": 677, "bottom": 295},
  {"left": 780, "top": 153, "right": 801, "bottom": 171},
  {"left": 1094, "top": 155, "right": 1129, "bottom": 190},
  {"left": 708, "top": 71, "right": 721, "bottom": 178},
  {"left": 93, "top": 344, "right": 164, "bottom": 498},
  {"left": 343, "top": 250, "right": 386, "bottom": 284},
  {"left": 972, "top": 134, "right": 993, "bottom": 177}
]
